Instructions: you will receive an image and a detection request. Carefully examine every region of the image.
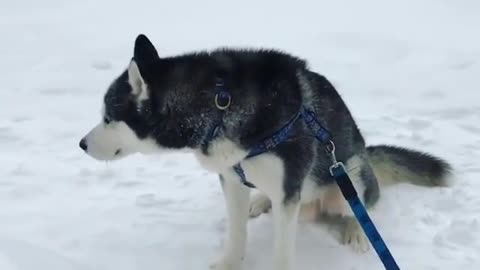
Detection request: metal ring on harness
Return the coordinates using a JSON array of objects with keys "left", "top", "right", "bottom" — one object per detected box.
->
[{"left": 215, "top": 92, "right": 231, "bottom": 110}]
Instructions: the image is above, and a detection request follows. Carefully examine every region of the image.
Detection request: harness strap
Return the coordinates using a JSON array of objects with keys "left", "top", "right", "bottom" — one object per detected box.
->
[
  {"left": 232, "top": 112, "right": 301, "bottom": 188},
  {"left": 300, "top": 107, "right": 331, "bottom": 143},
  {"left": 247, "top": 111, "right": 302, "bottom": 159},
  {"left": 233, "top": 164, "right": 256, "bottom": 188},
  {"left": 233, "top": 107, "right": 331, "bottom": 188}
]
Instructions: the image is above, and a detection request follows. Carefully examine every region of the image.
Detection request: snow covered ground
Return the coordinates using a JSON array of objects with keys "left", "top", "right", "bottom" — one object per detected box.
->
[{"left": 1, "top": 0, "right": 480, "bottom": 269}]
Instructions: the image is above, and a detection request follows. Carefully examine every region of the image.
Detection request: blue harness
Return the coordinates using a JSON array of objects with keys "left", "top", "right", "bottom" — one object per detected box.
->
[{"left": 207, "top": 78, "right": 400, "bottom": 270}]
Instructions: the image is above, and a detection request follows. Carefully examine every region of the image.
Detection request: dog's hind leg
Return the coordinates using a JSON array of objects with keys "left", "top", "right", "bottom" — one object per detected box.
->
[
  {"left": 249, "top": 192, "right": 272, "bottom": 218},
  {"left": 211, "top": 173, "right": 251, "bottom": 270},
  {"left": 342, "top": 216, "right": 369, "bottom": 253},
  {"left": 322, "top": 155, "right": 380, "bottom": 253}
]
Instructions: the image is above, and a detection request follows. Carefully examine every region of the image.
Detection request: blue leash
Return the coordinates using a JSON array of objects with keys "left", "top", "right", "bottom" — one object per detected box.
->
[
  {"left": 330, "top": 162, "right": 400, "bottom": 270},
  {"left": 207, "top": 78, "right": 400, "bottom": 269}
]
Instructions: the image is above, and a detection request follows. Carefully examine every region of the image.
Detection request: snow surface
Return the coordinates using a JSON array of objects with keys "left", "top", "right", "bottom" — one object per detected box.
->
[{"left": 1, "top": 0, "right": 480, "bottom": 269}]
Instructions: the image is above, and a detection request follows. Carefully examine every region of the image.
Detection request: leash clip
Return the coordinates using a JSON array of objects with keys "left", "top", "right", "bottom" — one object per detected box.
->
[
  {"left": 325, "top": 140, "right": 337, "bottom": 164},
  {"left": 325, "top": 140, "right": 345, "bottom": 176},
  {"left": 329, "top": 161, "right": 345, "bottom": 177}
]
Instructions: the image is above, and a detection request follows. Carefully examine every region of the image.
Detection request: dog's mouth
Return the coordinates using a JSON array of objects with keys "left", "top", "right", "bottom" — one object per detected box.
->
[{"left": 80, "top": 140, "right": 125, "bottom": 161}]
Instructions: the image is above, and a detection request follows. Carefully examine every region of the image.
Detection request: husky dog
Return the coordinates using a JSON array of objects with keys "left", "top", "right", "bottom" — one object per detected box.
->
[{"left": 80, "top": 34, "right": 451, "bottom": 270}]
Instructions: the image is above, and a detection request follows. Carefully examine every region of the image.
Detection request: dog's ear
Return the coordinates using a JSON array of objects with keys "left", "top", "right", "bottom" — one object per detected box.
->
[
  {"left": 128, "top": 60, "right": 148, "bottom": 99},
  {"left": 128, "top": 34, "right": 159, "bottom": 99},
  {"left": 133, "top": 34, "right": 159, "bottom": 68}
]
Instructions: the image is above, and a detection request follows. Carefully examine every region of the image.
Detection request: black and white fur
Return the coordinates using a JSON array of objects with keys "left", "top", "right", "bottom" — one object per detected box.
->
[{"left": 80, "top": 35, "right": 452, "bottom": 270}]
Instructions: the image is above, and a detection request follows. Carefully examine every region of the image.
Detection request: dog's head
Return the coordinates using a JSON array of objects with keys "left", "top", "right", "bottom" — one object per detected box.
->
[{"left": 79, "top": 34, "right": 207, "bottom": 161}]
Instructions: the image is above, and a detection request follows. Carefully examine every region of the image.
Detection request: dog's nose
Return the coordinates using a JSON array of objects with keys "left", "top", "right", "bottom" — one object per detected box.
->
[{"left": 79, "top": 139, "right": 88, "bottom": 151}]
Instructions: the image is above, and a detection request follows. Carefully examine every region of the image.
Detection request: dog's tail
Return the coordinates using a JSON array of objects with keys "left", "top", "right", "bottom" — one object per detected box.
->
[{"left": 366, "top": 145, "right": 452, "bottom": 187}]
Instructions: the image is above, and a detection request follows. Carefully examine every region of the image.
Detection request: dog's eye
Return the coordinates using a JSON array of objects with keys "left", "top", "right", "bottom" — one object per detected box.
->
[{"left": 103, "top": 116, "right": 111, "bottom": 124}]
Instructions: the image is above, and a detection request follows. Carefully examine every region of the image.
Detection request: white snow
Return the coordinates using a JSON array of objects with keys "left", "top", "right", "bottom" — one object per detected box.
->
[{"left": 1, "top": 0, "right": 480, "bottom": 269}]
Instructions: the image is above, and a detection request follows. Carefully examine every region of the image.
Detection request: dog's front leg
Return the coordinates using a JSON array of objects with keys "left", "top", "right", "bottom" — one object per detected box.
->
[
  {"left": 211, "top": 172, "right": 251, "bottom": 270},
  {"left": 271, "top": 197, "right": 301, "bottom": 270},
  {"left": 241, "top": 153, "right": 304, "bottom": 270}
]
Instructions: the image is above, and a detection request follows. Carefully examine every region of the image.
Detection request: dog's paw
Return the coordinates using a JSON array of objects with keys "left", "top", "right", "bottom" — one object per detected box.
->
[
  {"left": 210, "top": 256, "right": 242, "bottom": 270},
  {"left": 342, "top": 218, "right": 370, "bottom": 253},
  {"left": 249, "top": 192, "right": 271, "bottom": 218}
]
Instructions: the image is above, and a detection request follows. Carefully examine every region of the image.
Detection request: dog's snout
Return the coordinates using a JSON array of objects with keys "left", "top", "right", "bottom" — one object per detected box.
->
[{"left": 79, "top": 138, "right": 88, "bottom": 151}]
